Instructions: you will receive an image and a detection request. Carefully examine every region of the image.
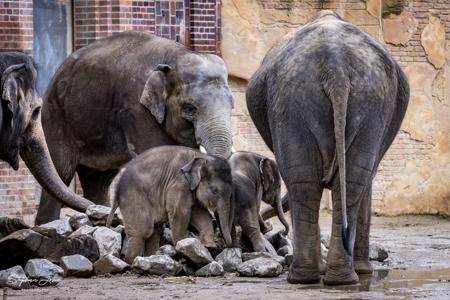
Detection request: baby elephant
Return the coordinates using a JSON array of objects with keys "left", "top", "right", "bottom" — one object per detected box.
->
[
  {"left": 229, "top": 151, "right": 289, "bottom": 253},
  {"left": 107, "top": 146, "right": 233, "bottom": 263}
]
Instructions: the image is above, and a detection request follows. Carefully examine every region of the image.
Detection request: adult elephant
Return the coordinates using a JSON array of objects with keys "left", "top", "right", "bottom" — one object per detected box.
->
[
  {"left": 246, "top": 11, "right": 409, "bottom": 285},
  {"left": 0, "top": 52, "right": 93, "bottom": 213},
  {"left": 37, "top": 32, "right": 234, "bottom": 224}
]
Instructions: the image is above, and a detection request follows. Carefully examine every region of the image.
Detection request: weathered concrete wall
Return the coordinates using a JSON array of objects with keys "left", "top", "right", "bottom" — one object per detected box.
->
[{"left": 224, "top": 0, "right": 450, "bottom": 215}]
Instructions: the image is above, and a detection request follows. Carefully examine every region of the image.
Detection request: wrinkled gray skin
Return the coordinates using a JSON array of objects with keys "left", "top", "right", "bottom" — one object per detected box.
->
[
  {"left": 229, "top": 151, "right": 289, "bottom": 253},
  {"left": 0, "top": 52, "right": 93, "bottom": 212},
  {"left": 107, "top": 146, "right": 234, "bottom": 264},
  {"left": 246, "top": 11, "right": 409, "bottom": 285},
  {"left": 38, "top": 31, "right": 234, "bottom": 224}
]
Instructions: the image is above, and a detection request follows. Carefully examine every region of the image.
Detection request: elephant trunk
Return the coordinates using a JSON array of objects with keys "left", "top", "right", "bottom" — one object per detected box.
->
[
  {"left": 217, "top": 200, "right": 233, "bottom": 247},
  {"left": 276, "top": 195, "right": 290, "bottom": 234},
  {"left": 19, "top": 112, "right": 94, "bottom": 212},
  {"left": 196, "top": 114, "right": 232, "bottom": 159},
  {"left": 261, "top": 194, "right": 289, "bottom": 220}
]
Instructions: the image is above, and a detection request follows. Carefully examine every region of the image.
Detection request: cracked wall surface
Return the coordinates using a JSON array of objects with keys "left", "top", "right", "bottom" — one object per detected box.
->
[{"left": 223, "top": 0, "right": 450, "bottom": 215}]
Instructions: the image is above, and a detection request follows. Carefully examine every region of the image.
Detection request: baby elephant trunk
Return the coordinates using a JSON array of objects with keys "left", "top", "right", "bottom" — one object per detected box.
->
[{"left": 218, "top": 201, "right": 232, "bottom": 247}]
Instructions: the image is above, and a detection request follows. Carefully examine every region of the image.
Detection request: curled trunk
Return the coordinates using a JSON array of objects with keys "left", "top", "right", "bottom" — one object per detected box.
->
[
  {"left": 19, "top": 114, "right": 94, "bottom": 213},
  {"left": 196, "top": 115, "right": 232, "bottom": 159},
  {"left": 218, "top": 201, "right": 232, "bottom": 247}
]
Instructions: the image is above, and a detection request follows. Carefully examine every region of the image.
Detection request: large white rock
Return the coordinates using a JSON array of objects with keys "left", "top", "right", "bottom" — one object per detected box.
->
[
  {"left": 237, "top": 257, "right": 283, "bottom": 277},
  {"left": 92, "top": 227, "right": 122, "bottom": 257},
  {"left": 175, "top": 238, "right": 213, "bottom": 266},
  {"left": 132, "top": 255, "right": 182, "bottom": 276},
  {"left": 215, "top": 248, "right": 242, "bottom": 272},
  {"left": 69, "top": 224, "right": 97, "bottom": 237}
]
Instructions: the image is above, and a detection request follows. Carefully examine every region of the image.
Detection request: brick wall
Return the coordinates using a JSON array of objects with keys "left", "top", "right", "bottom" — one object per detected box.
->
[{"left": 0, "top": 0, "right": 33, "bottom": 53}]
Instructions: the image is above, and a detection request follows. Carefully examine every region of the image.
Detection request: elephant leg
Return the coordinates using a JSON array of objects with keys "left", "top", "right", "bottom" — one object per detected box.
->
[
  {"left": 240, "top": 211, "right": 266, "bottom": 253},
  {"left": 77, "top": 166, "right": 118, "bottom": 206},
  {"left": 125, "top": 235, "right": 146, "bottom": 264},
  {"left": 35, "top": 154, "right": 77, "bottom": 225},
  {"left": 353, "top": 185, "right": 373, "bottom": 274},
  {"left": 144, "top": 225, "right": 163, "bottom": 256},
  {"left": 169, "top": 208, "right": 191, "bottom": 245},
  {"left": 189, "top": 204, "right": 216, "bottom": 248}
]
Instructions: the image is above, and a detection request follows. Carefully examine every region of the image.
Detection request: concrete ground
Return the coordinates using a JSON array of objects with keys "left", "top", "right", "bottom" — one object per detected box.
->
[{"left": 6, "top": 213, "right": 450, "bottom": 300}]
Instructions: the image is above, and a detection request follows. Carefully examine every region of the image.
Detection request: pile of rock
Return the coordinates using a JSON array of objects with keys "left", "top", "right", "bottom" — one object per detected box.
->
[{"left": 0, "top": 206, "right": 389, "bottom": 289}]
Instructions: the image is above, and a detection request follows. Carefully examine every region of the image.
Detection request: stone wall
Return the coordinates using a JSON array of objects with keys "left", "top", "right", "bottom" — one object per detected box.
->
[{"left": 223, "top": 0, "right": 450, "bottom": 215}]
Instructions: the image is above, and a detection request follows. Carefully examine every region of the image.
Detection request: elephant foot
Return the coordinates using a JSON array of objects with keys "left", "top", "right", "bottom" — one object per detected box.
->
[
  {"left": 354, "top": 259, "right": 373, "bottom": 274},
  {"left": 323, "top": 266, "right": 359, "bottom": 286},
  {"left": 287, "top": 267, "right": 320, "bottom": 284}
]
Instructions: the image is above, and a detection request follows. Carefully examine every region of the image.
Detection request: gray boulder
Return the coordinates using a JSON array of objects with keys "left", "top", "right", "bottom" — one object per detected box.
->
[
  {"left": 132, "top": 255, "right": 182, "bottom": 276},
  {"left": 69, "top": 225, "right": 96, "bottom": 237},
  {"left": 92, "top": 227, "right": 122, "bottom": 257},
  {"left": 285, "top": 253, "right": 293, "bottom": 266},
  {"left": 242, "top": 252, "right": 285, "bottom": 265},
  {"left": 215, "top": 248, "right": 242, "bottom": 272},
  {"left": 24, "top": 258, "right": 64, "bottom": 286},
  {"left": 94, "top": 253, "right": 129, "bottom": 275},
  {"left": 0, "top": 265, "right": 30, "bottom": 289},
  {"left": 156, "top": 244, "right": 177, "bottom": 257},
  {"left": 160, "top": 227, "right": 173, "bottom": 246},
  {"left": 369, "top": 243, "right": 389, "bottom": 262},
  {"left": 62, "top": 234, "right": 100, "bottom": 262},
  {"left": 195, "top": 261, "right": 224, "bottom": 277},
  {"left": 60, "top": 254, "right": 93, "bottom": 278},
  {"left": 39, "top": 219, "right": 72, "bottom": 236},
  {"left": 86, "top": 205, "right": 121, "bottom": 226},
  {"left": 237, "top": 257, "right": 283, "bottom": 277},
  {"left": 175, "top": 238, "right": 213, "bottom": 266},
  {"left": 111, "top": 225, "right": 125, "bottom": 236},
  {"left": 69, "top": 213, "right": 92, "bottom": 230},
  {"left": 0, "top": 217, "right": 29, "bottom": 239}
]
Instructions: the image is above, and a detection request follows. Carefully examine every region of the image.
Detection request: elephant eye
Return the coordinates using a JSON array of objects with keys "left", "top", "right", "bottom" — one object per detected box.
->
[
  {"left": 182, "top": 103, "right": 197, "bottom": 116},
  {"left": 209, "top": 186, "right": 219, "bottom": 195}
]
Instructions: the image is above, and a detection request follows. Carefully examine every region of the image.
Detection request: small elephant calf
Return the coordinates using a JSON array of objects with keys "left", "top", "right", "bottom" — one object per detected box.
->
[
  {"left": 107, "top": 146, "right": 234, "bottom": 263},
  {"left": 229, "top": 151, "right": 289, "bottom": 253}
]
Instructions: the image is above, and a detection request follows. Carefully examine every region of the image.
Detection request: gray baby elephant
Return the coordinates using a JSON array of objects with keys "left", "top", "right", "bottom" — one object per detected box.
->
[
  {"left": 107, "top": 146, "right": 233, "bottom": 263},
  {"left": 229, "top": 151, "right": 289, "bottom": 253}
]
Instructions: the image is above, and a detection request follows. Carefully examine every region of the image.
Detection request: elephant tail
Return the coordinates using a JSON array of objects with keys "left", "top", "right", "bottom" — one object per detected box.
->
[
  {"left": 321, "top": 63, "right": 351, "bottom": 256},
  {"left": 106, "top": 184, "right": 120, "bottom": 228}
]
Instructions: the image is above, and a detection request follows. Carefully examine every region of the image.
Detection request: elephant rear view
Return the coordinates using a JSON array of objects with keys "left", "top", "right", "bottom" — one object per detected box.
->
[
  {"left": 38, "top": 32, "right": 234, "bottom": 224},
  {"left": 246, "top": 11, "right": 409, "bottom": 285}
]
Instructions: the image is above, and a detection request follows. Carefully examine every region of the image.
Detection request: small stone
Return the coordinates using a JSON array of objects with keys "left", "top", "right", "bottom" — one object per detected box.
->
[
  {"left": 175, "top": 238, "right": 213, "bottom": 267},
  {"left": 369, "top": 243, "right": 389, "bottom": 262},
  {"left": 60, "top": 254, "right": 93, "bottom": 278},
  {"left": 39, "top": 219, "right": 72, "bottom": 236},
  {"left": 321, "top": 242, "right": 328, "bottom": 261},
  {"left": 242, "top": 252, "right": 285, "bottom": 265},
  {"left": 132, "top": 255, "right": 182, "bottom": 276},
  {"left": 86, "top": 205, "right": 121, "bottom": 226},
  {"left": 156, "top": 244, "right": 177, "bottom": 257},
  {"left": 94, "top": 253, "right": 129, "bottom": 275},
  {"left": 215, "top": 248, "right": 242, "bottom": 272},
  {"left": 69, "top": 213, "right": 92, "bottom": 230},
  {"left": 69, "top": 225, "right": 96, "bottom": 237},
  {"left": 24, "top": 258, "right": 64, "bottom": 286},
  {"left": 0, "top": 265, "right": 30, "bottom": 289},
  {"left": 237, "top": 257, "right": 283, "bottom": 277},
  {"left": 92, "top": 227, "right": 122, "bottom": 257},
  {"left": 195, "top": 261, "right": 224, "bottom": 277}
]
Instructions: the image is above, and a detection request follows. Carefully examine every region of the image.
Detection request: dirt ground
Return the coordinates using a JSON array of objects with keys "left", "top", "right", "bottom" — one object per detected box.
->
[{"left": 6, "top": 213, "right": 450, "bottom": 300}]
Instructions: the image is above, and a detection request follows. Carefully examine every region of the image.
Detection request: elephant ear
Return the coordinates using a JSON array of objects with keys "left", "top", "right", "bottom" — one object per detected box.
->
[
  {"left": 181, "top": 157, "right": 207, "bottom": 191},
  {"left": 139, "top": 64, "right": 172, "bottom": 124},
  {"left": 259, "top": 158, "right": 276, "bottom": 193},
  {"left": 1, "top": 63, "right": 26, "bottom": 117}
]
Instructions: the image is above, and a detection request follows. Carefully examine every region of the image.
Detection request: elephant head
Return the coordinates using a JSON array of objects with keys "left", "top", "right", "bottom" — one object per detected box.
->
[
  {"left": 259, "top": 158, "right": 290, "bottom": 234},
  {"left": 140, "top": 53, "right": 234, "bottom": 159},
  {"left": 181, "top": 156, "right": 234, "bottom": 247},
  {"left": 0, "top": 53, "right": 93, "bottom": 212}
]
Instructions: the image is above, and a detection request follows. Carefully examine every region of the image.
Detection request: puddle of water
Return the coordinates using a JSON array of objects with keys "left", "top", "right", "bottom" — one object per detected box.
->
[{"left": 291, "top": 268, "right": 450, "bottom": 292}]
